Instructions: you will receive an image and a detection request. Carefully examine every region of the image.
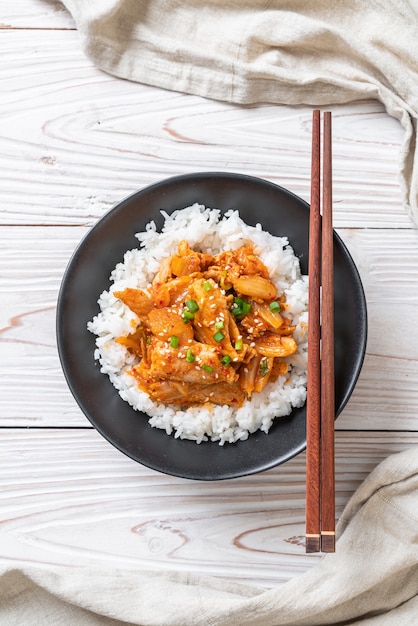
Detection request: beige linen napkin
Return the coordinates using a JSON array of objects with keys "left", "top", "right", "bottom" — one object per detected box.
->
[
  {"left": 1, "top": 447, "right": 418, "bottom": 625},
  {"left": 61, "top": 0, "right": 418, "bottom": 226}
]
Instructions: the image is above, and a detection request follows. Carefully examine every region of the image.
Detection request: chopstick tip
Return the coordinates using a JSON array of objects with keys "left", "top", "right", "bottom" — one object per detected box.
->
[
  {"left": 321, "top": 532, "right": 336, "bottom": 553},
  {"left": 305, "top": 534, "right": 321, "bottom": 553}
]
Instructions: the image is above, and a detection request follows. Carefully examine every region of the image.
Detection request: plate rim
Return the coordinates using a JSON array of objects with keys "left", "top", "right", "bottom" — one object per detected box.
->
[{"left": 56, "top": 171, "right": 368, "bottom": 480}]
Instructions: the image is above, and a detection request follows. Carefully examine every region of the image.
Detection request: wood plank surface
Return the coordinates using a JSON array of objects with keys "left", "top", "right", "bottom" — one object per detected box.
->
[
  {"left": 1, "top": 226, "right": 417, "bottom": 429},
  {"left": 0, "top": 31, "right": 408, "bottom": 228},
  {"left": 0, "top": 0, "right": 75, "bottom": 29},
  {"left": 1, "top": 0, "right": 418, "bottom": 591},
  {"left": 0, "top": 429, "right": 415, "bottom": 587}
]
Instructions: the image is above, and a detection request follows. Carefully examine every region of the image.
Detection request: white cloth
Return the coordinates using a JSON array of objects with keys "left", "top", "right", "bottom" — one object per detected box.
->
[
  {"left": 61, "top": 0, "right": 418, "bottom": 225},
  {"left": 1, "top": 447, "right": 418, "bottom": 624}
]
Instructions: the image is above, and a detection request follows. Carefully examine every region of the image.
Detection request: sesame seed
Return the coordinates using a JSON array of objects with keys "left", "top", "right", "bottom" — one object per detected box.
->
[{"left": 209, "top": 295, "right": 214, "bottom": 300}]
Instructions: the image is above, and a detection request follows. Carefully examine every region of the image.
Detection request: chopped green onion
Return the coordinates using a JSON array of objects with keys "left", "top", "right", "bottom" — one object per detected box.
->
[
  {"left": 269, "top": 301, "right": 281, "bottom": 313},
  {"left": 182, "top": 309, "right": 194, "bottom": 323},
  {"left": 235, "top": 340, "right": 243, "bottom": 350},
  {"left": 170, "top": 335, "right": 179, "bottom": 348},
  {"left": 186, "top": 349, "right": 196, "bottom": 363},
  {"left": 202, "top": 364, "right": 213, "bottom": 373},
  {"left": 185, "top": 299, "right": 199, "bottom": 313},
  {"left": 231, "top": 296, "right": 251, "bottom": 317},
  {"left": 260, "top": 358, "right": 269, "bottom": 377},
  {"left": 221, "top": 355, "right": 232, "bottom": 366},
  {"left": 231, "top": 301, "right": 243, "bottom": 316},
  {"left": 213, "top": 331, "right": 225, "bottom": 343},
  {"left": 215, "top": 320, "right": 224, "bottom": 329},
  {"left": 203, "top": 280, "right": 212, "bottom": 291}
]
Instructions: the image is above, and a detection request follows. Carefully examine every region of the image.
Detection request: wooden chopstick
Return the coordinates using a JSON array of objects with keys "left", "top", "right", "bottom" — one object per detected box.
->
[
  {"left": 306, "top": 109, "right": 322, "bottom": 554},
  {"left": 320, "top": 111, "right": 335, "bottom": 552},
  {"left": 305, "top": 110, "right": 335, "bottom": 553}
]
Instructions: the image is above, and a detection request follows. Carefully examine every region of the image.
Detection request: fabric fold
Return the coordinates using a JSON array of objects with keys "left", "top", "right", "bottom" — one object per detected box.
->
[
  {"left": 1, "top": 447, "right": 418, "bottom": 625},
  {"left": 61, "top": 0, "right": 418, "bottom": 225}
]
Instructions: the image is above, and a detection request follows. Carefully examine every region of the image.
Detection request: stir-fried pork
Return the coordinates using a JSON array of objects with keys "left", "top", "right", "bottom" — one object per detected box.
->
[{"left": 114, "top": 240, "right": 298, "bottom": 408}]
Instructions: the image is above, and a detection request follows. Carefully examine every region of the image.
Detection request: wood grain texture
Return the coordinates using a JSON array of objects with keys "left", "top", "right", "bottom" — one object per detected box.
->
[
  {"left": 0, "top": 0, "right": 75, "bottom": 29},
  {"left": 1, "top": 1, "right": 418, "bottom": 589},
  {"left": 1, "top": 226, "right": 417, "bottom": 429},
  {"left": 320, "top": 111, "right": 335, "bottom": 549},
  {"left": 334, "top": 227, "right": 418, "bottom": 429},
  {"left": 0, "top": 429, "right": 415, "bottom": 587},
  {"left": 0, "top": 31, "right": 408, "bottom": 228},
  {"left": 305, "top": 109, "right": 321, "bottom": 550}
]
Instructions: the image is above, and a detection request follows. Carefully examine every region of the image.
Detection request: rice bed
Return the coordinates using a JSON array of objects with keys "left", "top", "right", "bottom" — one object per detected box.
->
[{"left": 88, "top": 204, "right": 308, "bottom": 445}]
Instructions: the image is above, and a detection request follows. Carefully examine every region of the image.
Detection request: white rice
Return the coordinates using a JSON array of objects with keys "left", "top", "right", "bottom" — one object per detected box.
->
[{"left": 88, "top": 204, "right": 308, "bottom": 445}]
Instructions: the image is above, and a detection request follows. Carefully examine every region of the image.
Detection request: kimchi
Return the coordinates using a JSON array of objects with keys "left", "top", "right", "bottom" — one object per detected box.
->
[{"left": 114, "top": 240, "right": 297, "bottom": 408}]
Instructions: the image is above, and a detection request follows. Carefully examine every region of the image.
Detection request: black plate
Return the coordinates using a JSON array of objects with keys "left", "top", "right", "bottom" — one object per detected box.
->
[{"left": 57, "top": 172, "right": 367, "bottom": 480}]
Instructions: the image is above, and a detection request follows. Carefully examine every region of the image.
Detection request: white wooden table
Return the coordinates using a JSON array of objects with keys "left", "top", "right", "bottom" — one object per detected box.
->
[{"left": 1, "top": 0, "right": 418, "bottom": 588}]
